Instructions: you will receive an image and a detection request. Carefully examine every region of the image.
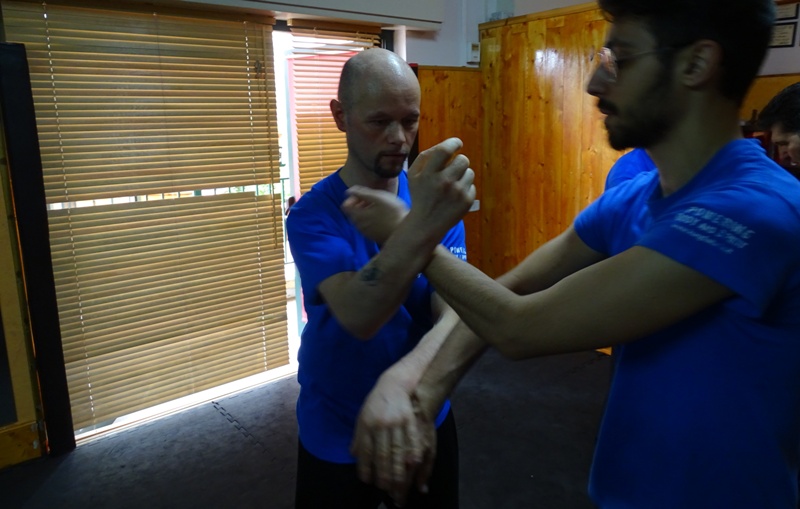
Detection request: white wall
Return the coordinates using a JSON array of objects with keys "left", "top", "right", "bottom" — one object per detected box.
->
[
  {"left": 170, "top": 0, "right": 445, "bottom": 28},
  {"left": 405, "top": 0, "right": 485, "bottom": 66},
  {"left": 180, "top": 0, "right": 800, "bottom": 74},
  {"left": 760, "top": 41, "right": 800, "bottom": 76},
  {"left": 515, "top": 0, "right": 587, "bottom": 16}
]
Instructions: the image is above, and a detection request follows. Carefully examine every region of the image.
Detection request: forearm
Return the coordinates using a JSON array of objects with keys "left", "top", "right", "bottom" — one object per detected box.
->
[
  {"left": 413, "top": 320, "right": 487, "bottom": 420},
  {"left": 327, "top": 211, "right": 442, "bottom": 339},
  {"left": 423, "top": 245, "right": 528, "bottom": 357},
  {"left": 407, "top": 268, "right": 529, "bottom": 420},
  {"left": 409, "top": 255, "right": 544, "bottom": 418},
  {"left": 380, "top": 304, "right": 461, "bottom": 391},
  {"left": 424, "top": 241, "right": 735, "bottom": 360}
]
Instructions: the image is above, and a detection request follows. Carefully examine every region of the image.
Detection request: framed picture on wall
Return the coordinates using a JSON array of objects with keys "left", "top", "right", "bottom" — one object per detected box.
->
[
  {"left": 775, "top": 2, "right": 799, "bottom": 21},
  {"left": 769, "top": 22, "right": 797, "bottom": 48}
]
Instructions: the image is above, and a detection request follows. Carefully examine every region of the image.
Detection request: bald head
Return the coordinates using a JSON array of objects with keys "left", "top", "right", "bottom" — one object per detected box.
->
[
  {"left": 330, "top": 48, "right": 422, "bottom": 182},
  {"left": 337, "top": 48, "right": 419, "bottom": 113}
]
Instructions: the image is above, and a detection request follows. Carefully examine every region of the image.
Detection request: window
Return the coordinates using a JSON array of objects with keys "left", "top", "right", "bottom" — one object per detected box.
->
[
  {"left": 2, "top": 1, "right": 289, "bottom": 433},
  {"left": 279, "top": 24, "right": 380, "bottom": 197}
]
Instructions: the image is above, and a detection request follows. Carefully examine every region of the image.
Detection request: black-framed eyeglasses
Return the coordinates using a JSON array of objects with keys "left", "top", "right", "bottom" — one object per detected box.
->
[{"left": 591, "top": 46, "right": 675, "bottom": 83}]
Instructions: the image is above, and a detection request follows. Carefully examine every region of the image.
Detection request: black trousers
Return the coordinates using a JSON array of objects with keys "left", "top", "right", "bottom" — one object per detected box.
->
[{"left": 294, "top": 409, "right": 459, "bottom": 509}]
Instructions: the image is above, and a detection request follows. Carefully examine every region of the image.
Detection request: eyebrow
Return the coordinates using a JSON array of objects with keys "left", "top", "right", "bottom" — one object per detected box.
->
[{"left": 365, "top": 111, "right": 420, "bottom": 120}]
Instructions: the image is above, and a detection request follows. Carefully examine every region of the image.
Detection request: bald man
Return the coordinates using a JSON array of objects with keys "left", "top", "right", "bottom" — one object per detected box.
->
[{"left": 286, "top": 48, "right": 470, "bottom": 509}]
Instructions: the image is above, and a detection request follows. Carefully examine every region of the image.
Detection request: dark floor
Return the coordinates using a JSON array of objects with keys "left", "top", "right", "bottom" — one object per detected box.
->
[{"left": 1, "top": 349, "right": 611, "bottom": 509}]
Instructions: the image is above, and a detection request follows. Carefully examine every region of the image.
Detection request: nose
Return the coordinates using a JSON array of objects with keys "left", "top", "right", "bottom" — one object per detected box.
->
[
  {"left": 385, "top": 121, "right": 405, "bottom": 145},
  {"left": 778, "top": 146, "right": 790, "bottom": 163},
  {"left": 586, "top": 67, "right": 607, "bottom": 98}
]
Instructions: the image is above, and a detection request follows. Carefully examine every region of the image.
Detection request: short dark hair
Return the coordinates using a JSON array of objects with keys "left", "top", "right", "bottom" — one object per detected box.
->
[
  {"left": 758, "top": 82, "right": 800, "bottom": 134},
  {"left": 597, "top": 0, "right": 775, "bottom": 104}
]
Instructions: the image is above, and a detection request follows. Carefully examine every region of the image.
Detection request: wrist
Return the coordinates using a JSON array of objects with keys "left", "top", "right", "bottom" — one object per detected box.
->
[
  {"left": 377, "top": 211, "right": 408, "bottom": 246},
  {"left": 378, "top": 365, "right": 417, "bottom": 393},
  {"left": 402, "top": 209, "right": 445, "bottom": 247},
  {"left": 410, "top": 383, "right": 440, "bottom": 422}
]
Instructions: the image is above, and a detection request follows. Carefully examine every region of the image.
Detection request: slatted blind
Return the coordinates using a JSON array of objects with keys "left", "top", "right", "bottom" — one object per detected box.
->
[
  {"left": 287, "top": 26, "right": 380, "bottom": 194},
  {"left": 2, "top": 1, "right": 289, "bottom": 432}
]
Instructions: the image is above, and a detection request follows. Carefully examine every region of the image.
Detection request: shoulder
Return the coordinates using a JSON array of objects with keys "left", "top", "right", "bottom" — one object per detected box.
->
[
  {"left": 286, "top": 173, "right": 346, "bottom": 232},
  {"left": 598, "top": 170, "right": 659, "bottom": 216},
  {"left": 644, "top": 157, "right": 800, "bottom": 262},
  {"left": 606, "top": 149, "right": 657, "bottom": 190},
  {"left": 696, "top": 142, "right": 800, "bottom": 232},
  {"left": 684, "top": 181, "right": 800, "bottom": 244}
]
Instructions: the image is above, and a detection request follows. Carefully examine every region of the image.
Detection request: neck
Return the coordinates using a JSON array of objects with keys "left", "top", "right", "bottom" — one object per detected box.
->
[
  {"left": 648, "top": 95, "right": 742, "bottom": 196},
  {"left": 339, "top": 159, "right": 400, "bottom": 194}
]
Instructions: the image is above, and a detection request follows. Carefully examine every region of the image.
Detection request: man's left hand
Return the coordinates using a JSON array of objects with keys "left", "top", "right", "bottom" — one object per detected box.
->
[{"left": 351, "top": 372, "right": 427, "bottom": 506}]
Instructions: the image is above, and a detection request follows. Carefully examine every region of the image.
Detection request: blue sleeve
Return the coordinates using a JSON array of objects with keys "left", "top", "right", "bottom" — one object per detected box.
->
[
  {"left": 576, "top": 171, "right": 658, "bottom": 257},
  {"left": 638, "top": 189, "right": 800, "bottom": 316},
  {"left": 574, "top": 197, "right": 608, "bottom": 254},
  {"left": 286, "top": 194, "right": 365, "bottom": 306},
  {"left": 605, "top": 149, "right": 657, "bottom": 190}
]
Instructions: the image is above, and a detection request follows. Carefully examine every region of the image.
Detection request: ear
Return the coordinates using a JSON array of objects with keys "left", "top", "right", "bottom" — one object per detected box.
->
[
  {"left": 330, "top": 99, "right": 347, "bottom": 133},
  {"left": 679, "top": 40, "right": 722, "bottom": 89}
]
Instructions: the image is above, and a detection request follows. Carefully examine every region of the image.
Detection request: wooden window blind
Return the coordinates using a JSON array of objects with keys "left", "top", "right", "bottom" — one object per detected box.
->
[
  {"left": 287, "top": 25, "right": 380, "bottom": 195},
  {"left": 2, "top": 1, "right": 289, "bottom": 432}
]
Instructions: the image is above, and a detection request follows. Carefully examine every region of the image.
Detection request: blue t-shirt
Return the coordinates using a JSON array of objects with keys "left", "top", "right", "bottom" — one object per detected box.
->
[
  {"left": 575, "top": 139, "right": 800, "bottom": 508},
  {"left": 286, "top": 169, "right": 467, "bottom": 463},
  {"left": 604, "top": 148, "right": 657, "bottom": 190}
]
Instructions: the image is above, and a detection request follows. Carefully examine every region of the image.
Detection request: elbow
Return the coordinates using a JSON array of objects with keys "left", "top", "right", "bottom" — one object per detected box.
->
[
  {"left": 485, "top": 302, "right": 536, "bottom": 361},
  {"left": 327, "top": 305, "right": 390, "bottom": 341},
  {"left": 338, "top": 319, "right": 381, "bottom": 341},
  {"left": 493, "top": 337, "right": 531, "bottom": 361},
  {"left": 346, "top": 324, "right": 379, "bottom": 341},
  {"left": 325, "top": 304, "right": 383, "bottom": 340}
]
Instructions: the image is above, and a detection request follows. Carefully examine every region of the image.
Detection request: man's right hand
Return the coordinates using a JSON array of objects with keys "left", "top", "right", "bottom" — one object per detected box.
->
[{"left": 406, "top": 138, "right": 476, "bottom": 243}]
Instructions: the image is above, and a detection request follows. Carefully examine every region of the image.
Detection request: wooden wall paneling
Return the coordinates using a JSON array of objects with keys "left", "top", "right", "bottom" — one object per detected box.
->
[
  {"left": 524, "top": 20, "right": 548, "bottom": 273},
  {"left": 542, "top": 17, "right": 568, "bottom": 254},
  {"left": 500, "top": 22, "right": 537, "bottom": 276},
  {"left": 558, "top": 14, "right": 582, "bottom": 224},
  {"left": 466, "top": 6, "right": 794, "bottom": 282},
  {"left": 417, "top": 67, "right": 484, "bottom": 271},
  {"left": 479, "top": 30, "right": 505, "bottom": 277},
  {"left": 578, "top": 10, "right": 622, "bottom": 201},
  {"left": 482, "top": 21, "right": 543, "bottom": 277},
  {"left": 478, "top": 6, "right": 619, "bottom": 278},
  {"left": 576, "top": 10, "right": 613, "bottom": 209}
]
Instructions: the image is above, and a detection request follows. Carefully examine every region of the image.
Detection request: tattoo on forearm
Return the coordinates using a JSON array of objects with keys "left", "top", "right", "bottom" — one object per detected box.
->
[{"left": 360, "top": 263, "right": 382, "bottom": 286}]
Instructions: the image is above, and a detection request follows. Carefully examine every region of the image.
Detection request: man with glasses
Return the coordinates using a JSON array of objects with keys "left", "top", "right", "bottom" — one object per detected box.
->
[
  {"left": 344, "top": 1, "right": 800, "bottom": 508},
  {"left": 758, "top": 81, "right": 800, "bottom": 179}
]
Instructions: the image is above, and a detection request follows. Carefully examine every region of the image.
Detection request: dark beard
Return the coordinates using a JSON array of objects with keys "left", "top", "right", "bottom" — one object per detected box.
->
[
  {"left": 606, "top": 71, "right": 676, "bottom": 150},
  {"left": 371, "top": 161, "right": 405, "bottom": 179},
  {"left": 371, "top": 153, "right": 407, "bottom": 179}
]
